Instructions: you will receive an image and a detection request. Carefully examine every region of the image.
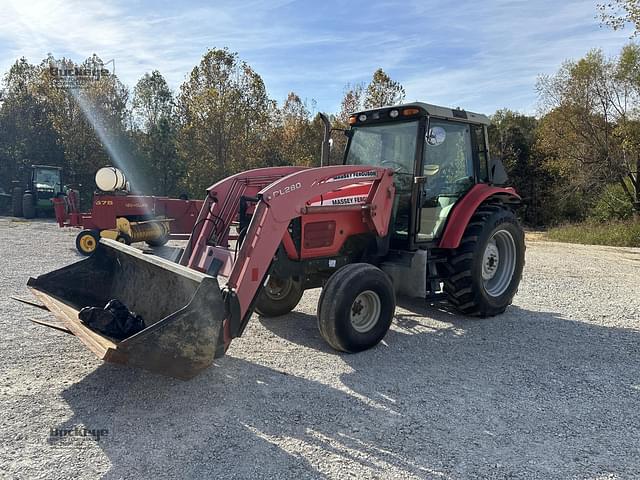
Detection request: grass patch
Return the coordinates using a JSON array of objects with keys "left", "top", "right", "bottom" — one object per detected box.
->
[{"left": 547, "top": 220, "right": 640, "bottom": 248}]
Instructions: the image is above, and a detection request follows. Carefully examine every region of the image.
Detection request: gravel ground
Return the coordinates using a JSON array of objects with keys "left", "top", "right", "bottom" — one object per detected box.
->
[{"left": 1, "top": 217, "right": 639, "bottom": 479}]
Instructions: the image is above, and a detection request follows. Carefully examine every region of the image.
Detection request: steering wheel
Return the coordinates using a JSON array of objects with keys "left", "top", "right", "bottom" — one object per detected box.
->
[
  {"left": 380, "top": 160, "right": 408, "bottom": 173},
  {"left": 433, "top": 176, "right": 473, "bottom": 195},
  {"left": 453, "top": 176, "right": 473, "bottom": 184}
]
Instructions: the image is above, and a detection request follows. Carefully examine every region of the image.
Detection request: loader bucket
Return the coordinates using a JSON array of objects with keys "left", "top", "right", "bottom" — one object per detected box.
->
[{"left": 27, "top": 239, "right": 226, "bottom": 379}]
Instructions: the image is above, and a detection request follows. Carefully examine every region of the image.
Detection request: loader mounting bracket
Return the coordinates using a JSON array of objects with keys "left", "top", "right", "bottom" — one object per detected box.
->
[{"left": 223, "top": 288, "right": 242, "bottom": 338}]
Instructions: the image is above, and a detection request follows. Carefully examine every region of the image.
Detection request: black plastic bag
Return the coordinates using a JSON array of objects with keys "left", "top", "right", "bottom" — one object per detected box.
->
[{"left": 79, "top": 299, "right": 145, "bottom": 340}]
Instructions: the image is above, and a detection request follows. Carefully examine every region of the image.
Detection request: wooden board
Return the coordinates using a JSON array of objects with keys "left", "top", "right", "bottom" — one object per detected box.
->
[{"left": 29, "top": 288, "right": 117, "bottom": 359}]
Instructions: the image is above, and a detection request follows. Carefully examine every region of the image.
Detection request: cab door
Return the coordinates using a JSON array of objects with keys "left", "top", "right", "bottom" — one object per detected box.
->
[{"left": 414, "top": 119, "right": 476, "bottom": 243}]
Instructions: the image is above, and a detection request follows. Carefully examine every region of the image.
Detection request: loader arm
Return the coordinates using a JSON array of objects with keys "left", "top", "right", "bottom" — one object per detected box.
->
[
  {"left": 221, "top": 165, "right": 396, "bottom": 347},
  {"left": 181, "top": 166, "right": 309, "bottom": 267}
]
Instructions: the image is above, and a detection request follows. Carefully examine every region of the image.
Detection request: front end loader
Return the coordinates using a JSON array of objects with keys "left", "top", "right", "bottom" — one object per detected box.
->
[{"left": 24, "top": 102, "right": 525, "bottom": 379}]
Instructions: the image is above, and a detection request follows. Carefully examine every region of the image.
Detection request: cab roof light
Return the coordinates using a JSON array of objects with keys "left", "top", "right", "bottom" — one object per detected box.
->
[
  {"left": 348, "top": 115, "right": 357, "bottom": 125},
  {"left": 402, "top": 108, "right": 420, "bottom": 116}
]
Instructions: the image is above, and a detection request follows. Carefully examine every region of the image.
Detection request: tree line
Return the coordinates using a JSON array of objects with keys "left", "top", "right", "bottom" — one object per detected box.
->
[
  {"left": 0, "top": 50, "right": 403, "bottom": 203},
  {"left": 0, "top": 44, "right": 639, "bottom": 225}
]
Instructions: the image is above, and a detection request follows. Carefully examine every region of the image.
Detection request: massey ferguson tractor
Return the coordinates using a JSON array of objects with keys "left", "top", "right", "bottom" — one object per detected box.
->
[{"left": 24, "top": 102, "right": 525, "bottom": 379}]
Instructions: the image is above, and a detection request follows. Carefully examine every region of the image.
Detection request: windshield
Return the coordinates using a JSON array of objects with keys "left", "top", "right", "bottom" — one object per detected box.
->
[
  {"left": 345, "top": 121, "right": 418, "bottom": 175},
  {"left": 35, "top": 168, "right": 61, "bottom": 188}
]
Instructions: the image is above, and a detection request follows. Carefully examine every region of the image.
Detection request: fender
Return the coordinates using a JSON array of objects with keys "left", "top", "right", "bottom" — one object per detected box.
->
[{"left": 438, "top": 184, "right": 520, "bottom": 249}]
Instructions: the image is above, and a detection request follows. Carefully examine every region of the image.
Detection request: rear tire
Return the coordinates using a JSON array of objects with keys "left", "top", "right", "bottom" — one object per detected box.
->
[
  {"left": 317, "top": 263, "right": 395, "bottom": 353},
  {"left": 12, "top": 188, "right": 23, "bottom": 217},
  {"left": 442, "top": 204, "right": 525, "bottom": 316},
  {"left": 76, "top": 230, "right": 100, "bottom": 256},
  {"left": 22, "top": 193, "right": 36, "bottom": 219},
  {"left": 255, "top": 276, "right": 303, "bottom": 317}
]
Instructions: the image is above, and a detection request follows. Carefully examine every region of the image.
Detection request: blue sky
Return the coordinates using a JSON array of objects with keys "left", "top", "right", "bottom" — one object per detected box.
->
[{"left": 0, "top": 0, "right": 632, "bottom": 115}]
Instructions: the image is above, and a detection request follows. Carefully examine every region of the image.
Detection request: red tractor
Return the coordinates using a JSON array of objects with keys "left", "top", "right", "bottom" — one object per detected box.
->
[{"left": 26, "top": 102, "right": 525, "bottom": 379}]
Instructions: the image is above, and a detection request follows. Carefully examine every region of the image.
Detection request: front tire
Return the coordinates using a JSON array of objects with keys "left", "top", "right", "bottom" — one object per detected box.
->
[
  {"left": 443, "top": 204, "right": 525, "bottom": 316},
  {"left": 255, "top": 276, "right": 303, "bottom": 317},
  {"left": 317, "top": 263, "right": 395, "bottom": 353},
  {"left": 12, "top": 188, "right": 23, "bottom": 217},
  {"left": 76, "top": 230, "right": 100, "bottom": 256}
]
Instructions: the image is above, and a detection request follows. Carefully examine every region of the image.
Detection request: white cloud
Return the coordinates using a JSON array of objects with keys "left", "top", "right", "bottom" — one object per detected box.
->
[
  {"left": 0, "top": 0, "right": 314, "bottom": 90},
  {"left": 0, "top": 0, "right": 633, "bottom": 115},
  {"left": 399, "top": 0, "right": 632, "bottom": 114}
]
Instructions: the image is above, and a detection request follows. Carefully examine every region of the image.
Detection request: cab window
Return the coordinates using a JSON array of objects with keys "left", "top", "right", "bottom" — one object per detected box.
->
[
  {"left": 345, "top": 121, "right": 418, "bottom": 177},
  {"left": 423, "top": 119, "right": 474, "bottom": 194},
  {"left": 473, "top": 124, "right": 489, "bottom": 182}
]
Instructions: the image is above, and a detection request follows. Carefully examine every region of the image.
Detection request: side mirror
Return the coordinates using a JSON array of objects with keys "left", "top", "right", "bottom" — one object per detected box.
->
[{"left": 489, "top": 158, "right": 509, "bottom": 185}]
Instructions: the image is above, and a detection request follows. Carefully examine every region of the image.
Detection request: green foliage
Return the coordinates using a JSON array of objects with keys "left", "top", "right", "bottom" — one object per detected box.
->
[
  {"left": 590, "top": 181, "right": 636, "bottom": 221},
  {"left": 175, "top": 48, "right": 274, "bottom": 195},
  {"left": 268, "top": 93, "right": 322, "bottom": 168},
  {"left": 132, "top": 71, "right": 183, "bottom": 196},
  {"left": 536, "top": 44, "right": 640, "bottom": 220},
  {"left": 598, "top": 0, "right": 640, "bottom": 36},
  {"left": 547, "top": 220, "right": 640, "bottom": 247},
  {"left": 488, "top": 109, "right": 556, "bottom": 225},
  {"left": 0, "top": 58, "right": 64, "bottom": 191},
  {"left": 132, "top": 70, "right": 173, "bottom": 131},
  {"left": 363, "top": 68, "right": 405, "bottom": 109},
  {"left": 337, "top": 69, "right": 405, "bottom": 118},
  {"left": 338, "top": 83, "right": 364, "bottom": 124}
]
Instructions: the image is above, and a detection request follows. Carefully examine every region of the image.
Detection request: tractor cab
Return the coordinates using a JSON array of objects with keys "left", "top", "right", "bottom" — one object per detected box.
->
[
  {"left": 12, "top": 165, "right": 64, "bottom": 218},
  {"left": 344, "top": 103, "right": 494, "bottom": 249},
  {"left": 32, "top": 165, "right": 63, "bottom": 196}
]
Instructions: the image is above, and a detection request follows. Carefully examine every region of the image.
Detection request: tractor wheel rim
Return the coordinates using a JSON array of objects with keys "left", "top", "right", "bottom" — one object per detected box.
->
[
  {"left": 482, "top": 229, "right": 516, "bottom": 297},
  {"left": 264, "top": 277, "right": 293, "bottom": 300},
  {"left": 80, "top": 236, "right": 96, "bottom": 252},
  {"left": 350, "top": 290, "right": 381, "bottom": 333}
]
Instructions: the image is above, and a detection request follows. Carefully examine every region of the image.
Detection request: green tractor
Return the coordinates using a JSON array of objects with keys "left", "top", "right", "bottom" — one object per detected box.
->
[{"left": 12, "top": 165, "right": 64, "bottom": 219}]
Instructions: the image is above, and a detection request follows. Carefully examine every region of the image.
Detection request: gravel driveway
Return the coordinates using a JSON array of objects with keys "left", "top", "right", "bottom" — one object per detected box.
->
[{"left": 1, "top": 217, "right": 639, "bottom": 479}]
